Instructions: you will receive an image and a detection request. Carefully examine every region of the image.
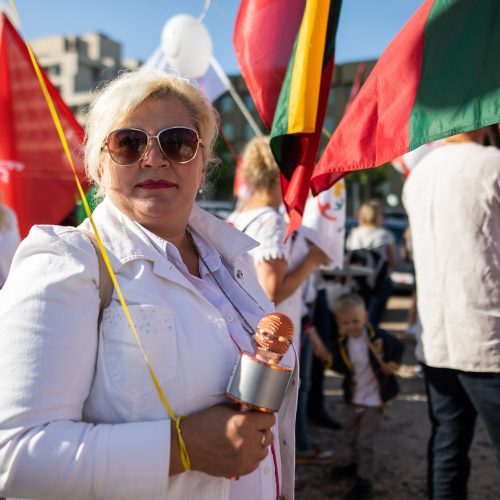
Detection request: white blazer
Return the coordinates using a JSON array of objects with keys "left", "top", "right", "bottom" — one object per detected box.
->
[{"left": 0, "top": 198, "right": 298, "bottom": 500}]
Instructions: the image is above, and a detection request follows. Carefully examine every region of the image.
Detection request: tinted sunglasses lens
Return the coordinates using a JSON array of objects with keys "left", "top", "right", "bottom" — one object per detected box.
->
[
  {"left": 107, "top": 129, "right": 148, "bottom": 165},
  {"left": 159, "top": 128, "right": 199, "bottom": 163}
]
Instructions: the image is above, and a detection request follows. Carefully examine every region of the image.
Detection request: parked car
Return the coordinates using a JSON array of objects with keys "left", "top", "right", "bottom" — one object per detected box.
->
[{"left": 196, "top": 200, "right": 235, "bottom": 220}]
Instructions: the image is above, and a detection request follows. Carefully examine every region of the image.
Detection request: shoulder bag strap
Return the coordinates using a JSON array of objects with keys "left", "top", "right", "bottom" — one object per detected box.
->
[
  {"left": 240, "top": 207, "right": 277, "bottom": 234},
  {"left": 79, "top": 229, "right": 114, "bottom": 323}
]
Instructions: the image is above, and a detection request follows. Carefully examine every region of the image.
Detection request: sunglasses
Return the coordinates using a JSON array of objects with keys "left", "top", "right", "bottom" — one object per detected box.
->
[{"left": 102, "top": 126, "right": 202, "bottom": 166}]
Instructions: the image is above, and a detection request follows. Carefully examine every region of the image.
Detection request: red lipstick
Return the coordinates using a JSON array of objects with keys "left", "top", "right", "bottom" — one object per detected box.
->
[{"left": 136, "top": 179, "right": 177, "bottom": 189}]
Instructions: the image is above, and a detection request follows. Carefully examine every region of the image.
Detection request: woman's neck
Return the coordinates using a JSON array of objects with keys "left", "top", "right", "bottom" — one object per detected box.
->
[{"left": 444, "top": 130, "right": 485, "bottom": 145}]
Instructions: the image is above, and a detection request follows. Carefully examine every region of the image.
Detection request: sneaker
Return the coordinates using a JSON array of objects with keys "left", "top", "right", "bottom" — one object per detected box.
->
[
  {"left": 331, "top": 463, "right": 358, "bottom": 478},
  {"left": 344, "top": 477, "right": 374, "bottom": 500},
  {"left": 308, "top": 410, "right": 343, "bottom": 430},
  {"left": 295, "top": 446, "right": 336, "bottom": 465}
]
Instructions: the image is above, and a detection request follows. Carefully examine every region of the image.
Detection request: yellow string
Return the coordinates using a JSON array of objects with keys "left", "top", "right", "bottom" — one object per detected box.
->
[{"left": 9, "top": 0, "right": 191, "bottom": 472}]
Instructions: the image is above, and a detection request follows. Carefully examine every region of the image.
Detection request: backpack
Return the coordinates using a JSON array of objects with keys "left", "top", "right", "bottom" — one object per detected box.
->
[{"left": 347, "top": 247, "right": 389, "bottom": 292}]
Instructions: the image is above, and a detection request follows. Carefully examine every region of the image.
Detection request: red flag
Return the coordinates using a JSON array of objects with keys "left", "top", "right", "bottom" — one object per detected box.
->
[
  {"left": 234, "top": 0, "right": 342, "bottom": 234},
  {"left": 0, "top": 13, "right": 88, "bottom": 237},
  {"left": 311, "top": 0, "right": 500, "bottom": 195},
  {"left": 234, "top": 0, "right": 305, "bottom": 130}
]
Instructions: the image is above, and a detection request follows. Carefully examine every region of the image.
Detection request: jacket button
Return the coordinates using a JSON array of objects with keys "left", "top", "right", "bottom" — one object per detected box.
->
[{"left": 236, "top": 270, "right": 244, "bottom": 279}]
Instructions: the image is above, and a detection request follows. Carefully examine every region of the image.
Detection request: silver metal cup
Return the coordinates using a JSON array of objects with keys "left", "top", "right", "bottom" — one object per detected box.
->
[{"left": 226, "top": 352, "right": 293, "bottom": 412}]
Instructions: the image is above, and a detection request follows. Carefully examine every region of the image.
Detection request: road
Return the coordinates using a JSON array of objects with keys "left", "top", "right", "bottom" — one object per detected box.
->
[{"left": 296, "top": 295, "right": 498, "bottom": 500}]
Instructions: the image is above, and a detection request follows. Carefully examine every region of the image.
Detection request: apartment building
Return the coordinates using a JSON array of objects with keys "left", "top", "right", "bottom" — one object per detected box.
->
[{"left": 30, "top": 33, "right": 140, "bottom": 124}]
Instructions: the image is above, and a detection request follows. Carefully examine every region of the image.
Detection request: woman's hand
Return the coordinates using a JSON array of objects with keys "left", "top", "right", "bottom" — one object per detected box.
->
[
  {"left": 379, "top": 362, "right": 395, "bottom": 376},
  {"left": 307, "top": 325, "right": 331, "bottom": 364},
  {"left": 170, "top": 404, "right": 276, "bottom": 478}
]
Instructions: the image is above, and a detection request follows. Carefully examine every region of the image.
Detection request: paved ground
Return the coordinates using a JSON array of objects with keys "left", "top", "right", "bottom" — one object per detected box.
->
[{"left": 295, "top": 295, "right": 498, "bottom": 500}]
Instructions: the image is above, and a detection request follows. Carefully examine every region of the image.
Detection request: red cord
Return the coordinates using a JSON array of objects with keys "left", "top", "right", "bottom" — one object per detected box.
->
[{"left": 271, "top": 441, "right": 280, "bottom": 499}]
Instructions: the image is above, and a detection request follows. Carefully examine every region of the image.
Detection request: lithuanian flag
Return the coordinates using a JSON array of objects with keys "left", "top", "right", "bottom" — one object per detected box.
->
[
  {"left": 234, "top": 0, "right": 342, "bottom": 233},
  {"left": 311, "top": 0, "right": 500, "bottom": 194}
]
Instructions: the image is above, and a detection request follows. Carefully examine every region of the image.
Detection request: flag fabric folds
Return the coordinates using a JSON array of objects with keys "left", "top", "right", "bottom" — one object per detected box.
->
[
  {"left": 234, "top": 0, "right": 342, "bottom": 234},
  {"left": 0, "top": 13, "right": 88, "bottom": 237},
  {"left": 311, "top": 0, "right": 500, "bottom": 195}
]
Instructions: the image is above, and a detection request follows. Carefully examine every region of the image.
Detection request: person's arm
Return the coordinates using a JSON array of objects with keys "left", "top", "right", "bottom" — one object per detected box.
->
[
  {"left": 0, "top": 227, "right": 173, "bottom": 499},
  {"left": 256, "top": 244, "right": 328, "bottom": 304},
  {"left": 380, "top": 329, "right": 405, "bottom": 371},
  {"left": 306, "top": 324, "right": 331, "bottom": 363}
]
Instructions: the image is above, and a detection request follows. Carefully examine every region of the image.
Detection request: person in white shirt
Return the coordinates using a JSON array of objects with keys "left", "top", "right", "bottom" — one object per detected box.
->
[
  {"left": 0, "top": 194, "right": 20, "bottom": 288},
  {"left": 0, "top": 70, "right": 298, "bottom": 500},
  {"left": 227, "top": 137, "right": 330, "bottom": 465},
  {"left": 330, "top": 293, "right": 404, "bottom": 500},
  {"left": 403, "top": 127, "right": 500, "bottom": 500},
  {"left": 227, "top": 136, "right": 329, "bottom": 351},
  {"left": 346, "top": 200, "right": 397, "bottom": 328}
]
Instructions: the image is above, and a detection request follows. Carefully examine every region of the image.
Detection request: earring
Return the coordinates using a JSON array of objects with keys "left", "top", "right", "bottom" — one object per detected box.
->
[{"left": 198, "top": 187, "right": 204, "bottom": 195}]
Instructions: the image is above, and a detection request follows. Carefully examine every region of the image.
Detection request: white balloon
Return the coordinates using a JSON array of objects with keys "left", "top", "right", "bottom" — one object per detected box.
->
[{"left": 161, "top": 14, "right": 213, "bottom": 79}]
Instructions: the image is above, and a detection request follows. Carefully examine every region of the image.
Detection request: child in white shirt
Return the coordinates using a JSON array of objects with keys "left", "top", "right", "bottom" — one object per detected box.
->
[{"left": 330, "top": 293, "right": 404, "bottom": 500}]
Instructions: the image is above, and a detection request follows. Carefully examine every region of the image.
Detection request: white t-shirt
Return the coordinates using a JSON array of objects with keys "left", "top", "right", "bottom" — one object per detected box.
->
[
  {"left": 346, "top": 225, "right": 395, "bottom": 261},
  {"left": 228, "top": 208, "right": 306, "bottom": 352},
  {"left": 347, "top": 331, "right": 381, "bottom": 407},
  {"left": 403, "top": 142, "right": 500, "bottom": 372},
  {"left": 0, "top": 206, "right": 21, "bottom": 287}
]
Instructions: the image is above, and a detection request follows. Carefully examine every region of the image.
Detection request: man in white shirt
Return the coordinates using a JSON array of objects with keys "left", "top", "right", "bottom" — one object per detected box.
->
[{"left": 403, "top": 126, "right": 500, "bottom": 499}]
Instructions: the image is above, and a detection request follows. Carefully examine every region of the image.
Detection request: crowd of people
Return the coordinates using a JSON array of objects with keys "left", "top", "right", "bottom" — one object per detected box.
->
[{"left": 0, "top": 67, "right": 499, "bottom": 500}]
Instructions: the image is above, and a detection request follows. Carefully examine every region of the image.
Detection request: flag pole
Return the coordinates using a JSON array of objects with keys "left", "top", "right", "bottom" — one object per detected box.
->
[{"left": 210, "top": 56, "right": 263, "bottom": 137}]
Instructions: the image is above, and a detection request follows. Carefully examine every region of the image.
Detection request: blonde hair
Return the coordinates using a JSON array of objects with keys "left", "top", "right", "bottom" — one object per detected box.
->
[
  {"left": 241, "top": 136, "right": 280, "bottom": 192},
  {"left": 358, "top": 199, "right": 383, "bottom": 227},
  {"left": 334, "top": 293, "right": 366, "bottom": 314},
  {"left": 84, "top": 69, "right": 219, "bottom": 194}
]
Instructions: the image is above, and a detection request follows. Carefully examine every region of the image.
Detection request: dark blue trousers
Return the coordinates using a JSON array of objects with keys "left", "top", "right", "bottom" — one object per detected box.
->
[
  {"left": 308, "top": 289, "right": 333, "bottom": 416},
  {"left": 423, "top": 365, "right": 500, "bottom": 500},
  {"left": 368, "top": 277, "right": 393, "bottom": 328}
]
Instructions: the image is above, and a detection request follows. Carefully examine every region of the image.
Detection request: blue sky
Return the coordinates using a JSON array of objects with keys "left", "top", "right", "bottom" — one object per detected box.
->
[{"left": 9, "top": 0, "right": 424, "bottom": 75}]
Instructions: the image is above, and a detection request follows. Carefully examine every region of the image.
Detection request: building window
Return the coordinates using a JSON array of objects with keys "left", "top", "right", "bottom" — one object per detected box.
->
[
  {"left": 244, "top": 123, "right": 255, "bottom": 140},
  {"left": 218, "top": 95, "right": 234, "bottom": 114},
  {"left": 324, "top": 117, "right": 336, "bottom": 135},
  {"left": 44, "top": 64, "right": 61, "bottom": 76},
  {"left": 223, "top": 123, "right": 235, "bottom": 140},
  {"left": 243, "top": 93, "right": 255, "bottom": 111},
  {"left": 328, "top": 88, "right": 335, "bottom": 105}
]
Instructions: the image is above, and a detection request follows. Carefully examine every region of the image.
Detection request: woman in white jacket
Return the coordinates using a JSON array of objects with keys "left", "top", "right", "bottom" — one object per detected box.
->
[{"left": 0, "top": 70, "right": 297, "bottom": 500}]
